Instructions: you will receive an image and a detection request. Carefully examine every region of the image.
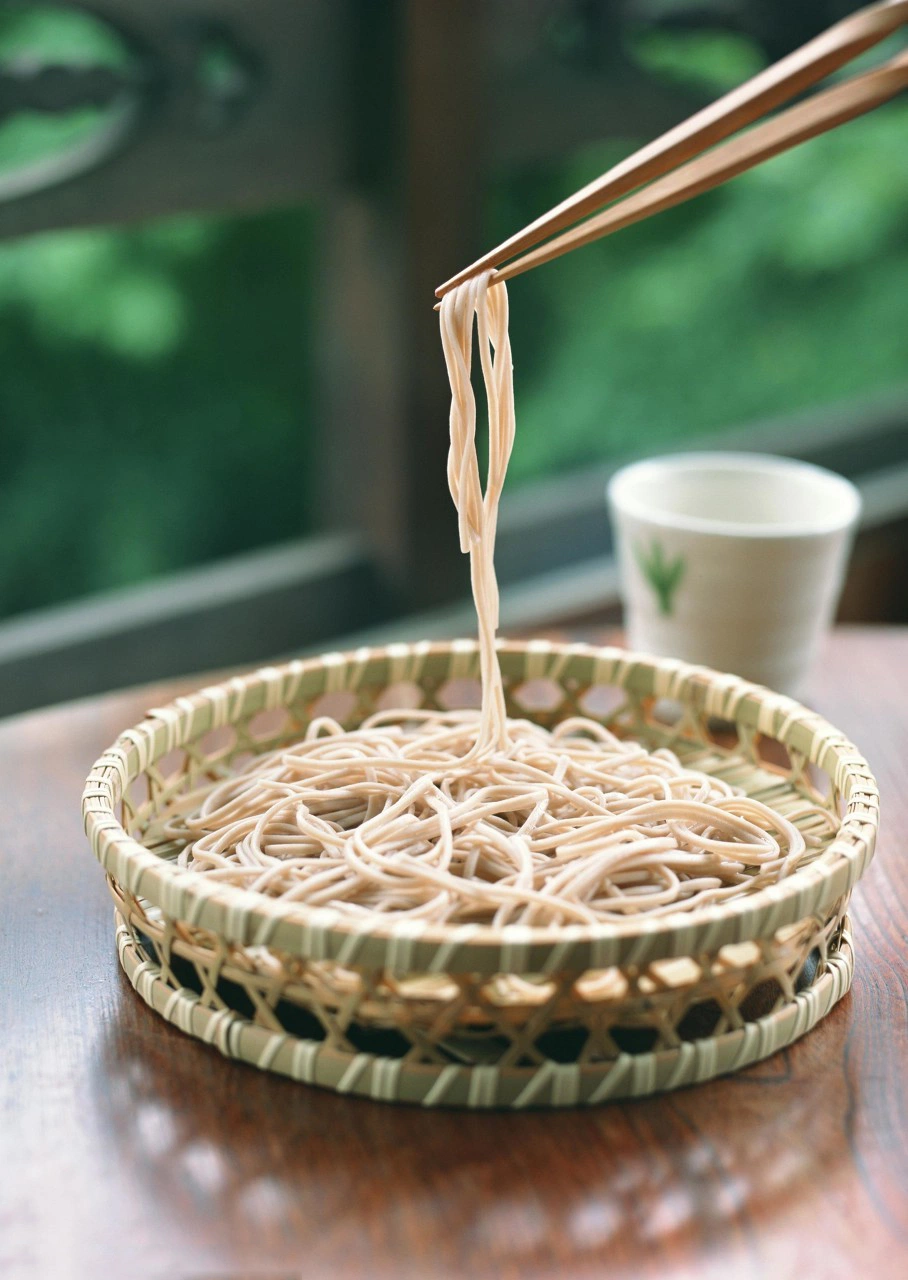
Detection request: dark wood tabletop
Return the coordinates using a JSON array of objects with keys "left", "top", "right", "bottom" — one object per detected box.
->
[{"left": 2, "top": 626, "right": 907, "bottom": 1280}]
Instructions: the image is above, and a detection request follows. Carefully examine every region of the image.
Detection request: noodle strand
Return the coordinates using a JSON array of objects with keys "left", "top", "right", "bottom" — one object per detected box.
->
[{"left": 174, "top": 274, "right": 835, "bottom": 926}]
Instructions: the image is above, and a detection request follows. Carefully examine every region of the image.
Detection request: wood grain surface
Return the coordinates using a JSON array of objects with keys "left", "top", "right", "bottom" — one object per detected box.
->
[{"left": 2, "top": 627, "right": 906, "bottom": 1280}]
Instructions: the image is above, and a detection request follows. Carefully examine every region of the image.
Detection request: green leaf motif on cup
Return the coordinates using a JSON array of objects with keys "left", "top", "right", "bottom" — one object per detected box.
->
[{"left": 634, "top": 539, "right": 686, "bottom": 617}]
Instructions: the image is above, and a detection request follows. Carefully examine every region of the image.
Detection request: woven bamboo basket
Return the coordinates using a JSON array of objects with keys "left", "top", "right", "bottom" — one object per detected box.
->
[{"left": 83, "top": 640, "right": 878, "bottom": 1108}]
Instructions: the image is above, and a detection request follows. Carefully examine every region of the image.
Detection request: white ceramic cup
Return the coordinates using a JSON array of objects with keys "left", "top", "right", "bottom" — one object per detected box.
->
[{"left": 607, "top": 452, "right": 861, "bottom": 695}]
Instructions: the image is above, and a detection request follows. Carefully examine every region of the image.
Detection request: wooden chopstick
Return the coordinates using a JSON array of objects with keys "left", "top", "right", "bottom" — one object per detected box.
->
[
  {"left": 435, "top": 0, "right": 908, "bottom": 302},
  {"left": 492, "top": 49, "right": 908, "bottom": 285}
]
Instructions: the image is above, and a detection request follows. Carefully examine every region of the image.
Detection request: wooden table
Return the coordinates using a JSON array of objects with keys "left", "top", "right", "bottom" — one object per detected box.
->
[{"left": 3, "top": 627, "right": 906, "bottom": 1280}]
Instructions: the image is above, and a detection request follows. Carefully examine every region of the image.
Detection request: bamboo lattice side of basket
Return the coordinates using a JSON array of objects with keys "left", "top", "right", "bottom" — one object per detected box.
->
[{"left": 114, "top": 911, "right": 855, "bottom": 1108}]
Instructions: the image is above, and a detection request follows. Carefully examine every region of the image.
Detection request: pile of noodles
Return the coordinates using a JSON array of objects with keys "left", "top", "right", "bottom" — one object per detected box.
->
[{"left": 175, "top": 274, "right": 833, "bottom": 926}]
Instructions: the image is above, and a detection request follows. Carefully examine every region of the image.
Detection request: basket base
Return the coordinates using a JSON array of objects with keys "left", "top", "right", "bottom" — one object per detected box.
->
[{"left": 115, "top": 914, "right": 855, "bottom": 1109}]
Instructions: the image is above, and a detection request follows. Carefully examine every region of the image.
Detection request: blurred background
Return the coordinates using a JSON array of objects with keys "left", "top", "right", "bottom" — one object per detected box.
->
[{"left": 0, "top": 0, "right": 905, "bottom": 714}]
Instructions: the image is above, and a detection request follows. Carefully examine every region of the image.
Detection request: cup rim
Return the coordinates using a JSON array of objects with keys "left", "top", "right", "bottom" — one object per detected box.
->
[{"left": 607, "top": 451, "right": 862, "bottom": 539}]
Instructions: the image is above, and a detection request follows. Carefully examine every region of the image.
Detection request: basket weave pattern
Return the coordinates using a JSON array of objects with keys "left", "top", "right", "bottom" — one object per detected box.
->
[{"left": 84, "top": 642, "right": 878, "bottom": 1108}]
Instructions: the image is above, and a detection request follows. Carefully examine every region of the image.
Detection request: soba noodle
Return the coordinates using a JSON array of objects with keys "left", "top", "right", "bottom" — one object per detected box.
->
[{"left": 175, "top": 272, "right": 833, "bottom": 925}]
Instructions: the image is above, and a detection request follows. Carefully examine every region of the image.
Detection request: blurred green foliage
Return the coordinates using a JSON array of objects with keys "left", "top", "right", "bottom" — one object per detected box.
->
[
  {"left": 0, "top": 12, "right": 904, "bottom": 616},
  {"left": 0, "top": 9, "right": 319, "bottom": 617},
  {"left": 0, "top": 211, "right": 317, "bottom": 614}
]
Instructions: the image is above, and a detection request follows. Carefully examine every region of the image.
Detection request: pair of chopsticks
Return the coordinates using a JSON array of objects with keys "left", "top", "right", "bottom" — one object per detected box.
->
[{"left": 434, "top": 0, "right": 908, "bottom": 304}]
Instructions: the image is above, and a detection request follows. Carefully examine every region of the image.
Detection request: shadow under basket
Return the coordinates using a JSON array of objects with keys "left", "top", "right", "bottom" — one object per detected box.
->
[{"left": 83, "top": 641, "right": 878, "bottom": 1109}]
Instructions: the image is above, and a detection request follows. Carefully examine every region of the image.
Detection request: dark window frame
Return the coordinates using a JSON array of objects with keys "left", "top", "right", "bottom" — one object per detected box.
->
[{"left": 0, "top": 1, "right": 905, "bottom": 715}]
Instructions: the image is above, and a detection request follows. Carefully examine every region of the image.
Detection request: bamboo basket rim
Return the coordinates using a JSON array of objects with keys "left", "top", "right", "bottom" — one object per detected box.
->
[{"left": 83, "top": 640, "right": 879, "bottom": 974}]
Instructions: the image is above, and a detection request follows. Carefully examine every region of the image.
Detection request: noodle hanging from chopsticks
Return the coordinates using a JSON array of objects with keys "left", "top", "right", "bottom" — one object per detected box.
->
[{"left": 174, "top": 273, "right": 834, "bottom": 925}]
